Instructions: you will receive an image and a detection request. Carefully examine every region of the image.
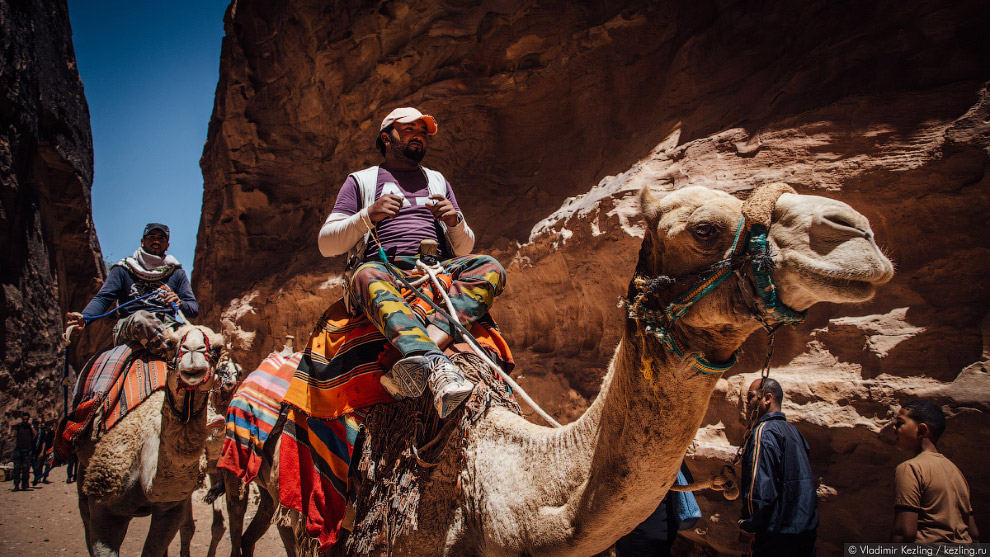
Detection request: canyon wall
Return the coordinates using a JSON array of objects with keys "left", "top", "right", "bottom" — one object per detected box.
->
[
  {"left": 0, "top": 0, "right": 105, "bottom": 440},
  {"left": 197, "top": 0, "right": 990, "bottom": 553}
]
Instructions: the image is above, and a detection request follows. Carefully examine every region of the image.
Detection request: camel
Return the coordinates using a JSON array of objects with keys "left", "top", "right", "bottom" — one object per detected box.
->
[
  {"left": 260, "top": 183, "right": 893, "bottom": 556},
  {"left": 75, "top": 323, "right": 229, "bottom": 557}
]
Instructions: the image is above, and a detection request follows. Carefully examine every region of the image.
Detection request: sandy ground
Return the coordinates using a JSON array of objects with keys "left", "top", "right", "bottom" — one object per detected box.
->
[{"left": 0, "top": 473, "right": 285, "bottom": 556}]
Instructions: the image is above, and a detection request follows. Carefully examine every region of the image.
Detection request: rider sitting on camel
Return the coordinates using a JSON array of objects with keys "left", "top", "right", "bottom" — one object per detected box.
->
[
  {"left": 319, "top": 107, "right": 506, "bottom": 419},
  {"left": 66, "top": 223, "right": 199, "bottom": 356}
]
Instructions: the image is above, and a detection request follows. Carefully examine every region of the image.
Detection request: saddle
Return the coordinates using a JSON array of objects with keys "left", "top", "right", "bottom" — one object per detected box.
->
[{"left": 55, "top": 344, "right": 168, "bottom": 463}]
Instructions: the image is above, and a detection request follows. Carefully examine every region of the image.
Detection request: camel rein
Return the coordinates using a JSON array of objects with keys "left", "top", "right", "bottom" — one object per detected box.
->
[
  {"left": 625, "top": 185, "right": 804, "bottom": 499},
  {"left": 367, "top": 229, "right": 563, "bottom": 428}
]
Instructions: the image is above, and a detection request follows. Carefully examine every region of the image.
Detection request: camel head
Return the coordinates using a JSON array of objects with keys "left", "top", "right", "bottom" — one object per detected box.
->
[
  {"left": 214, "top": 352, "right": 243, "bottom": 393},
  {"left": 633, "top": 184, "right": 893, "bottom": 350},
  {"left": 163, "top": 324, "right": 225, "bottom": 392}
]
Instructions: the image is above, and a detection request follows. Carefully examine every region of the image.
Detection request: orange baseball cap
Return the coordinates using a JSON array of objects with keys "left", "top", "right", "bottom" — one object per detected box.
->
[{"left": 379, "top": 107, "right": 438, "bottom": 135}]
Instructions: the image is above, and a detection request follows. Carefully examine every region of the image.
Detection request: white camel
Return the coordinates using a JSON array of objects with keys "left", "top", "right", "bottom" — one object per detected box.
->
[
  {"left": 75, "top": 324, "right": 228, "bottom": 556},
  {"left": 265, "top": 183, "right": 894, "bottom": 556}
]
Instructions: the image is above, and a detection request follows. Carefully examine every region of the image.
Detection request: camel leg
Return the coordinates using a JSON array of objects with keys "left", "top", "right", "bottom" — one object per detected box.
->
[
  {"left": 275, "top": 521, "right": 298, "bottom": 557},
  {"left": 77, "top": 464, "right": 96, "bottom": 555},
  {"left": 241, "top": 487, "right": 277, "bottom": 556},
  {"left": 224, "top": 470, "right": 250, "bottom": 556},
  {"left": 178, "top": 498, "right": 195, "bottom": 557},
  {"left": 88, "top": 506, "right": 131, "bottom": 557},
  {"left": 140, "top": 502, "right": 187, "bottom": 557}
]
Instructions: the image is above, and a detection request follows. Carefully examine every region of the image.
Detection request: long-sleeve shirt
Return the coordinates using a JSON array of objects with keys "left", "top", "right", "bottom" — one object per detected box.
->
[
  {"left": 81, "top": 265, "right": 199, "bottom": 320},
  {"left": 318, "top": 166, "right": 475, "bottom": 260},
  {"left": 739, "top": 411, "right": 819, "bottom": 536}
]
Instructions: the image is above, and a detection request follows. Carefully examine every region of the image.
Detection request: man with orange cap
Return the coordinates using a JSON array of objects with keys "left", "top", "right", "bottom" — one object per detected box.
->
[{"left": 319, "top": 108, "right": 505, "bottom": 419}]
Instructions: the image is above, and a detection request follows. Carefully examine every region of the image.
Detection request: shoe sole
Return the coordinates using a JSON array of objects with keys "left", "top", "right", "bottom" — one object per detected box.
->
[
  {"left": 382, "top": 356, "right": 429, "bottom": 398},
  {"left": 436, "top": 384, "right": 474, "bottom": 419}
]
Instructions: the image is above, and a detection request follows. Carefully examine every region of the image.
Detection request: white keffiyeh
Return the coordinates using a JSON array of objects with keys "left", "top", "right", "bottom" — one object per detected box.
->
[{"left": 117, "top": 248, "right": 181, "bottom": 282}]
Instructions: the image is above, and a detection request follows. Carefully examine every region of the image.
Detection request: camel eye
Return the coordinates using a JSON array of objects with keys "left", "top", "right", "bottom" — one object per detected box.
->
[{"left": 693, "top": 223, "right": 717, "bottom": 239}]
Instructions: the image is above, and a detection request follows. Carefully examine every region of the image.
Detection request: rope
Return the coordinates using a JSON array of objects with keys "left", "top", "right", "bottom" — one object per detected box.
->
[
  {"left": 79, "top": 290, "right": 161, "bottom": 322},
  {"left": 668, "top": 464, "right": 740, "bottom": 500},
  {"left": 416, "top": 260, "right": 562, "bottom": 428},
  {"left": 364, "top": 225, "right": 562, "bottom": 428}
]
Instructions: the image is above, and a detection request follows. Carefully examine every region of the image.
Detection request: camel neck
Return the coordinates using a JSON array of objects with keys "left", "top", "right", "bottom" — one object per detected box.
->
[
  {"left": 145, "top": 389, "right": 209, "bottom": 501},
  {"left": 477, "top": 330, "right": 725, "bottom": 555}
]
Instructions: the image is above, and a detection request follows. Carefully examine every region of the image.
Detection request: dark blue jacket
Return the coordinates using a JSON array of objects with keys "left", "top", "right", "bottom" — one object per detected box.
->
[
  {"left": 739, "top": 412, "right": 819, "bottom": 536},
  {"left": 81, "top": 264, "right": 199, "bottom": 320}
]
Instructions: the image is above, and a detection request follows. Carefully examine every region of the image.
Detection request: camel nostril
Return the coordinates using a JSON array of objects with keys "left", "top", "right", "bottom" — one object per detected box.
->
[{"left": 821, "top": 211, "right": 867, "bottom": 235}]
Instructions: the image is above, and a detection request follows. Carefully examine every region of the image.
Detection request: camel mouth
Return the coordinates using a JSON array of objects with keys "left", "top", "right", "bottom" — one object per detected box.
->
[
  {"left": 783, "top": 250, "right": 894, "bottom": 287},
  {"left": 178, "top": 368, "right": 209, "bottom": 388}
]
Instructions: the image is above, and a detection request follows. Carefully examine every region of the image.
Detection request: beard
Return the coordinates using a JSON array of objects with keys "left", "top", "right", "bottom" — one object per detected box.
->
[{"left": 402, "top": 141, "right": 426, "bottom": 162}]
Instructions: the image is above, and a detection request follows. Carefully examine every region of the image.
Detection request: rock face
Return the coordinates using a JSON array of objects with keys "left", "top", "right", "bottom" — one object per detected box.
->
[
  {"left": 0, "top": 0, "right": 104, "bottom": 433},
  {"left": 197, "top": 0, "right": 990, "bottom": 553}
]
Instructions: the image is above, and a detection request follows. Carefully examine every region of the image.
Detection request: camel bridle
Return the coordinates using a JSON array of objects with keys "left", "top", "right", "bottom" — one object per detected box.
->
[
  {"left": 625, "top": 184, "right": 808, "bottom": 375},
  {"left": 165, "top": 328, "right": 220, "bottom": 422}
]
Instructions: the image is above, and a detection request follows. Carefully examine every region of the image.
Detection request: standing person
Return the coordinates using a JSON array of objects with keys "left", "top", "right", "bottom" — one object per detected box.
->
[
  {"left": 9, "top": 412, "right": 35, "bottom": 491},
  {"left": 319, "top": 107, "right": 506, "bottom": 418},
  {"left": 65, "top": 223, "right": 198, "bottom": 355},
  {"left": 737, "top": 378, "right": 818, "bottom": 556},
  {"left": 889, "top": 399, "right": 979, "bottom": 543},
  {"left": 616, "top": 462, "right": 701, "bottom": 557},
  {"left": 32, "top": 420, "right": 56, "bottom": 485},
  {"left": 65, "top": 452, "right": 78, "bottom": 483},
  {"left": 30, "top": 418, "right": 45, "bottom": 484}
]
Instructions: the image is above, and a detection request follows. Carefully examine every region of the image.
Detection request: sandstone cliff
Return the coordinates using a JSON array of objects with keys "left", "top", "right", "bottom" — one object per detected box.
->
[
  {"left": 0, "top": 0, "right": 104, "bottom": 435},
  {"left": 196, "top": 0, "right": 990, "bottom": 553}
]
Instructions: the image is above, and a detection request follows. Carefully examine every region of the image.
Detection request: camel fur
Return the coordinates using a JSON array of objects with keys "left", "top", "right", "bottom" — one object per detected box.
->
[
  {"left": 76, "top": 323, "right": 228, "bottom": 557},
  {"left": 264, "top": 184, "right": 893, "bottom": 556}
]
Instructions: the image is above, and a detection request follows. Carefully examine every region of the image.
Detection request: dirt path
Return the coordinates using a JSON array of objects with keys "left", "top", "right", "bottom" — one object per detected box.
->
[{"left": 0, "top": 474, "right": 285, "bottom": 556}]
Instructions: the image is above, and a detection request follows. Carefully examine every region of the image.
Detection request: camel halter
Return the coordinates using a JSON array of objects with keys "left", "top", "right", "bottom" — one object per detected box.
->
[
  {"left": 164, "top": 328, "right": 220, "bottom": 422},
  {"left": 626, "top": 183, "right": 808, "bottom": 375}
]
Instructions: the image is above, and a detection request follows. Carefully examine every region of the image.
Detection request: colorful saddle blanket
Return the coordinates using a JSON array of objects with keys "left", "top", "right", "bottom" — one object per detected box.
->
[
  {"left": 278, "top": 297, "right": 514, "bottom": 551},
  {"left": 217, "top": 351, "right": 299, "bottom": 484},
  {"left": 55, "top": 344, "right": 168, "bottom": 462}
]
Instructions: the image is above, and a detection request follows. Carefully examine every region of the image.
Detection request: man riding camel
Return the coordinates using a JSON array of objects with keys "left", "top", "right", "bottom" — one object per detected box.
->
[
  {"left": 66, "top": 223, "right": 199, "bottom": 355},
  {"left": 319, "top": 107, "right": 506, "bottom": 419}
]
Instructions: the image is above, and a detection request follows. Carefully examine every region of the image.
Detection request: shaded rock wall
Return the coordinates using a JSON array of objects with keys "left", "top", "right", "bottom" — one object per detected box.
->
[
  {"left": 0, "top": 0, "right": 104, "bottom": 436},
  {"left": 197, "top": 0, "right": 990, "bottom": 553}
]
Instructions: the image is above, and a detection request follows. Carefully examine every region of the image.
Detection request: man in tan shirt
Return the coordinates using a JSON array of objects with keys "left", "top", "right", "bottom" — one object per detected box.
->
[{"left": 890, "top": 399, "right": 979, "bottom": 543}]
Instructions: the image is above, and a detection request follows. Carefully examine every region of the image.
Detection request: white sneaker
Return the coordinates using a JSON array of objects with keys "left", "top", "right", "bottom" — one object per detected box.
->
[
  {"left": 380, "top": 355, "right": 429, "bottom": 399},
  {"left": 425, "top": 354, "right": 474, "bottom": 419}
]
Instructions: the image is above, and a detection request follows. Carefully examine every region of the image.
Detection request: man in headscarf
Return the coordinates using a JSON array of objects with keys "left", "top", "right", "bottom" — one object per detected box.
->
[{"left": 66, "top": 223, "right": 198, "bottom": 355}]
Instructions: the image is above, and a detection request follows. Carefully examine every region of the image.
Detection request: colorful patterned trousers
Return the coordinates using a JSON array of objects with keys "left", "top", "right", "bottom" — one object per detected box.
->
[{"left": 348, "top": 254, "right": 506, "bottom": 357}]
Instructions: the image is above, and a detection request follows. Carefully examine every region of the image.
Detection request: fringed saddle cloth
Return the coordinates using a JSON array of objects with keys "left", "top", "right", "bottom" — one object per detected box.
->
[
  {"left": 276, "top": 295, "right": 516, "bottom": 552},
  {"left": 55, "top": 344, "right": 168, "bottom": 462},
  {"left": 347, "top": 352, "right": 522, "bottom": 555},
  {"left": 217, "top": 351, "right": 300, "bottom": 484}
]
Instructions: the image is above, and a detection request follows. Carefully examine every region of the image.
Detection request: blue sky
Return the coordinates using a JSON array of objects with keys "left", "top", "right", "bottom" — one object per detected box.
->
[{"left": 68, "top": 1, "right": 229, "bottom": 274}]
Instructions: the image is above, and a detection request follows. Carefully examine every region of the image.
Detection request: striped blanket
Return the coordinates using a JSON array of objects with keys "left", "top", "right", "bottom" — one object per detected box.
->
[
  {"left": 279, "top": 408, "right": 364, "bottom": 550},
  {"left": 55, "top": 344, "right": 168, "bottom": 462},
  {"left": 282, "top": 299, "right": 514, "bottom": 419},
  {"left": 217, "top": 351, "right": 300, "bottom": 484},
  {"left": 278, "top": 298, "right": 514, "bottom": 551}
]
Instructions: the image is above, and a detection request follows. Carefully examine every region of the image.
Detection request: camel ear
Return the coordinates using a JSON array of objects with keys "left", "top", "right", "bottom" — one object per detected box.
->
[
  {"left": 639, "top": 186, "right": 664, "bottom": 225},
  {"left": 635, "top": 187, "right": 665, "bottom": 277},
  {"left": 205, "top": 330, "right": 224, "bottom": 349},
  {"left": 162, "top": 327, "right": 183, "bottom": 356}
]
